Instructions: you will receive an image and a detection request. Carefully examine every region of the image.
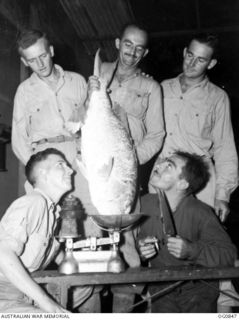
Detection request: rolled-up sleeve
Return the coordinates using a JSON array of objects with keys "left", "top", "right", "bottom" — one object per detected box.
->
[
  {"left": 212, "top": 92, "right": 238, "bottom": 201},
  {"left": 136, "top": 82, "right": 165, "bottom": 164}
]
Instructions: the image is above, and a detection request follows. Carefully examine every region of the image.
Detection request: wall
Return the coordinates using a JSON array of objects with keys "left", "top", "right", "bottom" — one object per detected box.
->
[{"left": 0, "top": 17, "right": 20, "bottom": 218}]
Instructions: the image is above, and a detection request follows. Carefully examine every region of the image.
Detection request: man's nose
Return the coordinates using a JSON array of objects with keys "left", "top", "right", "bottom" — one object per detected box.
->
[
  {"left": 129, "top": 46, "right": 136, "bottom": 56},
  {"left": 189, "top": 57, "right": 197, "bottom": 67},
  {"left": 66, "top": 166, "right": 73, "bottom": 175},
  {"left": 36, "top": 58, "right": 44, "bottom": 68}
]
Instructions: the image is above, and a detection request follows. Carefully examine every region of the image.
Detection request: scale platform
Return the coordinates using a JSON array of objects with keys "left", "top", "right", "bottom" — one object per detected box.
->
[{"left": 72, "top": 250, "right": 116, "bottom": 273}]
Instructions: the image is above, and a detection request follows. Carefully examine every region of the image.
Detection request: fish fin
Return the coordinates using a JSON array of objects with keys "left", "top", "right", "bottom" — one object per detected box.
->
[
  {"left": 97, "top": 157, "right": 114, "bottom": 180},
  {"left": 113, "top": 102, "right": 131, "bottom": 134},
  {"left": 75, "top": 158, "right": 88, "bottom": 180},
  {"left": 94, "top": 49, "right": 102, "bottom": 78}
]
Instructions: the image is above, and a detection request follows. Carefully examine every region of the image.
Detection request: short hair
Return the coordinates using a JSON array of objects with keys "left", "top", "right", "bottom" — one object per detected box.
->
[
  {"left": 189, "top": 33, "right": 219, "bottom": 59},
  {"left": 119, "top": 23, "right": 149, "bottom": 47},
  {"left": 174, "top": 151, "right": 210, "bottom": 194},
  {"left": 17, "top": 29, "right": 50, "bottom": 55},
  {"left": 25, "top": 148, "right": 66, "bottom": 186}
]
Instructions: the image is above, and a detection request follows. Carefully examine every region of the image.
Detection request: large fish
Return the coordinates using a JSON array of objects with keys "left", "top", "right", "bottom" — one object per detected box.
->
[{"left": 78, "top": 50, "right": 138, "bottom": 215}]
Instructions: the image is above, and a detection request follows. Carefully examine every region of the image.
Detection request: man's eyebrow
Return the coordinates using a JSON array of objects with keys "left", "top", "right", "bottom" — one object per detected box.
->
[
  {"left": 166, "top": 158, "right": 176, "bottom": 167},
  {"left": 186, "top": 49, "right": 209, "bottom": 61},
  {"left": 123, "top": 39, "right": 145, "bottom": 48}
]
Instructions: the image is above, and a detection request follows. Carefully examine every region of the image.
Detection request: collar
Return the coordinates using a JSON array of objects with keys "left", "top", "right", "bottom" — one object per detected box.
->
[
  {"left": 33, "top": 188, "right": 60, "bottom": 218},
  {"left": 173, "top": 193, "right": 195, "bottom": 212},
  {"left": 112, "top": 59, "right": 141, "bottom": 81},
  {"left": 29, "top": 64, "right": 72, "bottom": 86},
  {"left": 177, "top": 73, "right": 209, "bottom": 90}
]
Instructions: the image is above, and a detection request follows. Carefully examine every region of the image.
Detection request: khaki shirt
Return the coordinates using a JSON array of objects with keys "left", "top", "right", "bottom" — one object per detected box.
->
[
  {"left": 161, "top": 75, "right": 238, "bottom": 202},
  {"left": 0, "top": 189, "right": 60, "bottom": 275},
  {"left": 101, "top": 62, "right": 165, "bottom": 165},
  {"left": 12, "top": 65, "right": 87, "bottom": 164}
]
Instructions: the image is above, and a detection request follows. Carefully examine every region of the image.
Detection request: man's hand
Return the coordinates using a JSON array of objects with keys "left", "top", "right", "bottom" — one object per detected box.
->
[
  {"left": 167, "top": 235, "right": 191, "bottom": 259},
  {"left": 87, "top": 75, "right": 101, "bottom": 99},
  {"left": 64, "top": 121, "right": 82, "bottom": 134},
  {"left": 141, "top": 72, "right": 153, "bottom": 79},
  {"left": 38, "top": 296, "right": 70, "bottom": 313},
  {"left": 138, "top": 237, "right": 158, "bottom": 260},
  {"left": 215, "top": 199, "right": 230, "bottom": 223}
]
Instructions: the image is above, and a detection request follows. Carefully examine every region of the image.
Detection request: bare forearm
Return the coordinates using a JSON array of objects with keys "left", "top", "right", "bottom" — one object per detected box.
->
[{"left": 0, "top": 244, "right": 66, "bottom": 312}]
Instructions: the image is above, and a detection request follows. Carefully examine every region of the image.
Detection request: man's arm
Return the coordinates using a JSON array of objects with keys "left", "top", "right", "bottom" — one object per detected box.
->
[
  {"left": 136, "top": 81, "right": 165, "bottom": 165},
  {"left": 212, "top": 91, "right": 238, "bottom": 220},
  {"left": 167, "top": 216, "right": 237, "bottom": 267},
  {"left": 12, "top": 86, "right": 32, "bottom": 165},
  {"left": 0, "top": 242, "right": 68, "bottom": 312}
]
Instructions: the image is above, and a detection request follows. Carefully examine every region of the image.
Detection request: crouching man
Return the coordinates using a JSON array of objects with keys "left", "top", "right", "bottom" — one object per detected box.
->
[
  {"left": 138, "top": 151, "right": 237, "bottom": 313},
  {"left": 0, "top": 148, "right": 93, "bottom": 312}
]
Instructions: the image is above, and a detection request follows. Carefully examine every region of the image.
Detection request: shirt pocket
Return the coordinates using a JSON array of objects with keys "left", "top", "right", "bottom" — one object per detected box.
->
[
  {"left": 61, "top": 98, "right": 85, "bottom": 122},
  {"left": 118, "top": 89, "right": 149, "bottom": 120},
  {"left": 27, "top": 102, "right": 51, "bottom": 132},
  {"left": 182, "top": 103, "right": 213, "bottom": 139}
]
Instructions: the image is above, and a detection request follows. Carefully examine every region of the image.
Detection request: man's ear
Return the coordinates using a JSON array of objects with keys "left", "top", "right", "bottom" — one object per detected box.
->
[
  {"left": 115, "top": 38, "right": 120, "bottom": 50},
  {"left": 177, "top": 179, "right": 189, "bottom": 192},
  {"left": 143, "top": 48, "right": 149, "bottom": 58},
  {"left": 21, "top": 56, "right": 29, "bottom": 67},
  {"left": 207, "top": 58, "right": 217, "bottom": 70},
  {"left": 49, "top": 45, "right": 54, "bottom": 58},
  {"left": 38, "top": 168, "right": 47, "bottom": 183},
  {"left": 183, "top": 47, "right": 187, "bottom": 58}
]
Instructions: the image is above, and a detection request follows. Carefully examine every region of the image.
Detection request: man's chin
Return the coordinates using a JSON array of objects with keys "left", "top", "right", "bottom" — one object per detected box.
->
[{"left": 149, "top": 179, "right": 159, "bottom": 190}]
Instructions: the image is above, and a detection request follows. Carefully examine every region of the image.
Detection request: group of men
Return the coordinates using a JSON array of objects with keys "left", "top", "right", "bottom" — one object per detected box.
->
[{"left": 0, "top": 23, "right": 238, "bottom": 313}]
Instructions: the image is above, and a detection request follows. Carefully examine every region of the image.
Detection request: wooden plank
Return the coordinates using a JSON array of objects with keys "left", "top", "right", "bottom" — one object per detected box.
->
[{"left": 33, "top": 266, "right": 239, "bottom": 286}]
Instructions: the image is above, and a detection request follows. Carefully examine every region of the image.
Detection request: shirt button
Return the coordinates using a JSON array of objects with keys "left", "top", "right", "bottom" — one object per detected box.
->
[
  {"left": 169, "top": 132, "right": 173, "bottom": 136},
  {"left": 180, "top": 96, "right": 183, "bottom": 99},
  {"left": 59, "top": 109, "right": 62, "bottom": 112}
]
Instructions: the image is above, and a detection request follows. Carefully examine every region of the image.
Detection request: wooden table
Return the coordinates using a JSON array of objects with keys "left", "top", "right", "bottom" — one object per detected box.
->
[{"left": 33, "top": 266, "right": 239, "bottom": 308}]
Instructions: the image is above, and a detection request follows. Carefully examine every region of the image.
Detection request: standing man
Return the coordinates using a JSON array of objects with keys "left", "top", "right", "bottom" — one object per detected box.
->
[
  {"left": 150, "top": 34, "right": 238, "bottom": 223},
  {"left": 138, "top": 151, "right": 237, "bottom": 313},
  {"left": 100, "top": 23, "right": 165, "bottom": 168},
  {"left": 0, "top": 148, "right": 93, "bottom": 312},
  {"left": 12, "top": 29, "right": 103, "bottom": 233},
  {"left": 12, "top": 29, "right": 86, "bottom": 166}
]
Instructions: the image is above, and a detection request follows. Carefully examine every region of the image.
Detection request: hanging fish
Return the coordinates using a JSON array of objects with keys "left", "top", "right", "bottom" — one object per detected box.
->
[{"left": 76, "top": 49, "right": 138, "bottom": 215}]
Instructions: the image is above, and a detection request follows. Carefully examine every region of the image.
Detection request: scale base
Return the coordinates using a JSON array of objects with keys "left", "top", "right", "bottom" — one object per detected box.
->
[{"left": 60, "top": 250, "right": 125, "bottom": 274}]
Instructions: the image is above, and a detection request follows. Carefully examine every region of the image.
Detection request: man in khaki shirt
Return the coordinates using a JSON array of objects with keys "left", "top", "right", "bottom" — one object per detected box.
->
[
  {"left": 150, "top": 34, "right": 238, "bottom": 223},
  {"left": 0, "top": 148, "right": 93, "bottom": 312}
]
